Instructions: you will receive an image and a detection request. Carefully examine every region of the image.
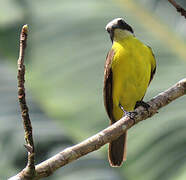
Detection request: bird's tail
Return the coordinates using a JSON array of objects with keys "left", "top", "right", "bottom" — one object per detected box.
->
[{"left": 108, "top": 132, "right": 127, "bottom": 167}]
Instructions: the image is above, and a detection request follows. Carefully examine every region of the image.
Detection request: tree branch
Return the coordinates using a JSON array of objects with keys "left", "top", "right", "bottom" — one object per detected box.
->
[
  {"left": 9, "top": 77, "right": 186, "bottom": 179},
  {"left": 15, "top": 25, "right": 35, "bottom": 179},
  {"left": 168, "top": 0, "right": 186, "bottom": 18}
]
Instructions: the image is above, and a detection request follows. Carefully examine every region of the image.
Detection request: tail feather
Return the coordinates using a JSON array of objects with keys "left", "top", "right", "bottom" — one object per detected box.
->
[{"left": 108, "top": 132, "right": 127, "bottom": 167}]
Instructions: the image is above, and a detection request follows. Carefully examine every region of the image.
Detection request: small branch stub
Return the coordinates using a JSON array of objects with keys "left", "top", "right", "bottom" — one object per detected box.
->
[{"left": 168, "top": 0, "right": 186, "bottom": 18}]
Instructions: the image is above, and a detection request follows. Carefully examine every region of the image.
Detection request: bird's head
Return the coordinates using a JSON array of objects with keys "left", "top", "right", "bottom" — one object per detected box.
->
[{"left": 105, "top": 18, "right": 134, "bottom": 43}]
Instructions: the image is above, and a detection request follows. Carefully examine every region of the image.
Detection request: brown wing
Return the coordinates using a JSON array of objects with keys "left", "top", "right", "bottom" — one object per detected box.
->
[
  {"left": 103, "top": 49, "right": 115, "bottom": 123},
  {"left": 104, "top": 50, "right": 128, "bottom": 166}
]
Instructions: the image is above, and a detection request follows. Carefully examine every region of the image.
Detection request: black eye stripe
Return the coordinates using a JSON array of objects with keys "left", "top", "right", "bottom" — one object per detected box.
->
[
  {"left": 118, "top": 19, "right": 124, "bottom": 25},
  {"left": 117, "top": 20, "right": 134, "bottom": 33}
]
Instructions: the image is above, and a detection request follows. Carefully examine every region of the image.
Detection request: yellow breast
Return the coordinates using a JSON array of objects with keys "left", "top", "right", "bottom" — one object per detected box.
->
[{"left": 111, "top": 36, "right": 154, "bottom": 120}]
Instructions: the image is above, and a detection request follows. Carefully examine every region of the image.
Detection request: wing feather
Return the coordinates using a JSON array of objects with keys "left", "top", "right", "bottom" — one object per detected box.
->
[{"left": 103, "top": 49, "right": 115, "bottom": 123}]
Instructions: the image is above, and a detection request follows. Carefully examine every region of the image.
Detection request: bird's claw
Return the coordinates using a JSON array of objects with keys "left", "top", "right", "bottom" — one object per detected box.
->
[
  {"left": 135, "top": 101, "right": 150, "bottom": 112},
  {"left": 119, "top": 103, "right": 137, "bottom": 124}
]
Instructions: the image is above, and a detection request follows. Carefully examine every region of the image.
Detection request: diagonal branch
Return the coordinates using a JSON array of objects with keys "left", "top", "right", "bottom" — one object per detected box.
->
[
  {"left": 34, "top": 78, "right": 186, "bottom": 179},
  {"left": 9, "top": 77, "right": 186, "bottom": 179},
  {"left": 168, "top": 0, "right": 186, "bottom": 18},
  {"left": 17, "top": 25, "right": 35, "bottom": 178}
]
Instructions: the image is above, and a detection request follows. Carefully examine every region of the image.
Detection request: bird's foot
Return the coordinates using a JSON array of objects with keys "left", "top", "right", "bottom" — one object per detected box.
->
[
  {"left": 119, "top": 103, "right": 127, "bottom": 115},
  {"left": 119, "top": 103, "right": 137, "bottom": 123},
  {"left": 124, "top": 111, "right": 137, "bottom": 119},
  {"left": 135, "top": 100, "right": 150, "bottom": 112}
]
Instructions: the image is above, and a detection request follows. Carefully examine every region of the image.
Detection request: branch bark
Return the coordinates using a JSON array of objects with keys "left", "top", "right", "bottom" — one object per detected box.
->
[
  {"left": 168, "top": 0, "right": 186, "bottom": 18},
  {"left": 9, "top": 77, "right": 186, "bottom": 179},
  {"left": 14, "top": 25, "right": 35, "bottom": 179}
]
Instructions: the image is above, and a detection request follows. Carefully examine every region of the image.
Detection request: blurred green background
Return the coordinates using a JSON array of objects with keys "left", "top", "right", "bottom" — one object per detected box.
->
[{"left": 0, "top": 0, "right": 186, "bottom": 179}]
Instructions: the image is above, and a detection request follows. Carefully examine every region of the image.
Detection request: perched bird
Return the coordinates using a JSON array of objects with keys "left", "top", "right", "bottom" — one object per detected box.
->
[{"left": 103, "top": 18, "right": 156, "bottom": 167}]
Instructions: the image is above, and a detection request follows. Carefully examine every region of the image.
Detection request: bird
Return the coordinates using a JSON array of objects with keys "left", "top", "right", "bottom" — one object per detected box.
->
[{"left": 103, "top": 18, "right": 156, "bottom": 167}]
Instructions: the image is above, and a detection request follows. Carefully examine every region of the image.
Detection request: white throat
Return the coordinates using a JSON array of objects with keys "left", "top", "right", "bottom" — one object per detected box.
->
[{"left": 114, "top": 29, "right": 134, "bottom": 42}]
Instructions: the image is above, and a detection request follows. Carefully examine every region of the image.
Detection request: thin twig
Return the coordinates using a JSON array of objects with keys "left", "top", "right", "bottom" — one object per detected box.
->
[
  {"left": 168, "top": 0, "right": 186, "bottom": 18},
  {"left": 17, "top": 25, "right": 35, "bottom": 178},
  {"left": 9, "top": 78, "right": 186, "bottom": 180}
]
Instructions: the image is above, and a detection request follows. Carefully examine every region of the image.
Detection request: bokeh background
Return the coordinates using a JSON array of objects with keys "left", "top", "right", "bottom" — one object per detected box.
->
[{"left": 0, "top": 0, "right": 186, "bottom": 179}]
